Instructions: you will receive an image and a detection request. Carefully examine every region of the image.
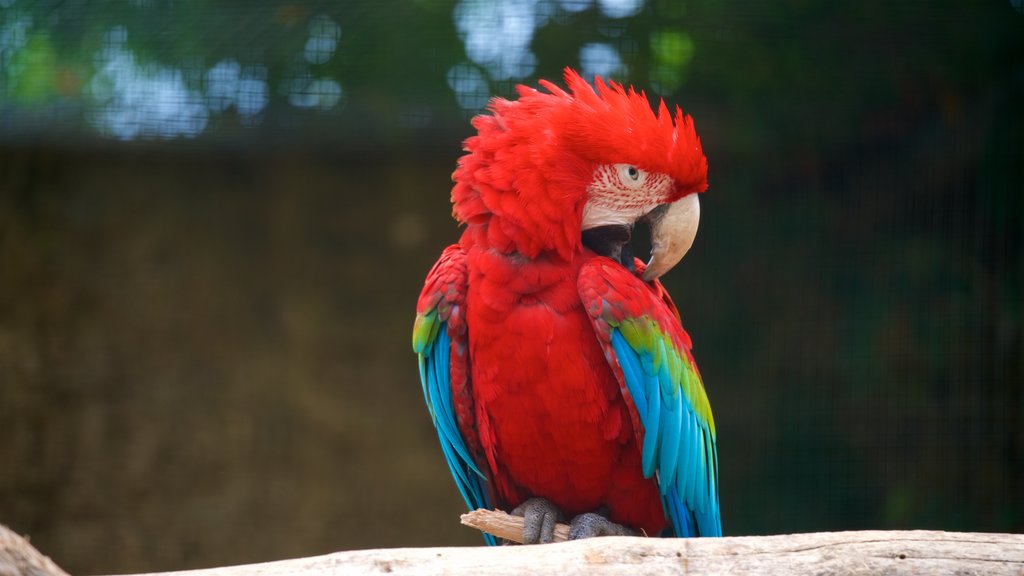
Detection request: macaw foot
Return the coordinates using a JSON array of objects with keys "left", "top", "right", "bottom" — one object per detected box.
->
[
  {"left": 568, "top": 511, "right": 639, "bottom": 539},
  {"left": 511, "top": 497, "right": 564, "bottom": 544}
]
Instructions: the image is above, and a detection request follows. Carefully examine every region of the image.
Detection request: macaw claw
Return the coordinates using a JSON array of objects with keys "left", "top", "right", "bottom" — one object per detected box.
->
[
  {"left": 511, "top": 497, "right": 564, "bottom": 544},
  {"left": 568, "top": 511, "right": 639, "bottom": 539}
]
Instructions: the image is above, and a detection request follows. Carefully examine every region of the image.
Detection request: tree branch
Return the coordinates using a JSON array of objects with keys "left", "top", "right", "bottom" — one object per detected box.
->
[{"left": 460, "top": 508, "right": 570, "bottom": 543}]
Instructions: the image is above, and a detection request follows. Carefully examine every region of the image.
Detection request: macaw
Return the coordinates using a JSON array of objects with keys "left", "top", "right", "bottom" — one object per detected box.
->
[{"left": 413, "top": 68, "right": 720, "bottom": 544}]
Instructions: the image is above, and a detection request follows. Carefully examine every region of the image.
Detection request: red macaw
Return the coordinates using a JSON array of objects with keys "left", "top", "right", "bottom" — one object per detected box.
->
[{"left": 413, "top": 68, "right": 720, "bottom": 544}]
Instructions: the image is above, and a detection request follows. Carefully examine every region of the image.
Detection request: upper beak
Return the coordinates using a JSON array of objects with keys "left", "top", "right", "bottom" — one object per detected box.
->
[{"left": 642, "top": 193, "right": 700, "bottom": 282}]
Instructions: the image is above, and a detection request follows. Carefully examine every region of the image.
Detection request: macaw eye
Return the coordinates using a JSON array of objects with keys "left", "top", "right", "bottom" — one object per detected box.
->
[{"left": 616, "top": 164, "right": 645, "bottom": 186}]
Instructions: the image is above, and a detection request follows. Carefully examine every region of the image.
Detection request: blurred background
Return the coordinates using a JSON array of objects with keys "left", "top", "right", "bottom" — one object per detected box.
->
[{"left": 1, "top": 0, "right": 1022, "bottom": 573}]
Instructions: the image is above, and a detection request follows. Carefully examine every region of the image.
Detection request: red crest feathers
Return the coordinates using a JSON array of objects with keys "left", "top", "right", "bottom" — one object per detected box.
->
[
  {"left": 451, "top": 68, "right": 708, "bottom": 259},
  {"left": 536, "top": 68, "right": 708, "bottom": 196}
]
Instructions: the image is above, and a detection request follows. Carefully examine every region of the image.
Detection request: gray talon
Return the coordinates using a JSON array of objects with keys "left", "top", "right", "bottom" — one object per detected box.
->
[
  {"left": 511, "top": 497, "right": 563, "bottom": 544},
  {"left": 568, "top": 512, "right": 638, "bottom": 540}
]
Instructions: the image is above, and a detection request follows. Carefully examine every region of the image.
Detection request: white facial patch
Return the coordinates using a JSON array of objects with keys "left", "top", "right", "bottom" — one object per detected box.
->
[{"left": 581, "top": 163, "right": 674, "bottom": 230}]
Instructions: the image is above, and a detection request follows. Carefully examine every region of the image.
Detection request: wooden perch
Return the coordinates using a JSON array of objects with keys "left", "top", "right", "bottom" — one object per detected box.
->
[
  {"left": 461, "top": 508, "right": 571, "bottom": 543},
  {"left": 4, "top": 519, "right": 1024, "bottom": 576}
]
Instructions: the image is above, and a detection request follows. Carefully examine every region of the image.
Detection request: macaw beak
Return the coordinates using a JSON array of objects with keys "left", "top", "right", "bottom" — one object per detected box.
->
[{"left": 641, "top": 193, "right": 700, "bottom": 282}]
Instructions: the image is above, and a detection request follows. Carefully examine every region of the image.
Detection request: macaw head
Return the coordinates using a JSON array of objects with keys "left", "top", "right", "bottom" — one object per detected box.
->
[{"left": 452, "top": 68, "right": 708, "bottom": 281}]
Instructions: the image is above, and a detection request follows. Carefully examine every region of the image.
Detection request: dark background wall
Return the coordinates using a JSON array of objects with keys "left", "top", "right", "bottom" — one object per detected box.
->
[{"left": 1, "top": 1, "right": 1022, "bottom": 574}]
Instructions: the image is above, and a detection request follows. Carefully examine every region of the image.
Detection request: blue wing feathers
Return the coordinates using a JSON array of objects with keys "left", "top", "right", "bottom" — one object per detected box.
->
[
  {"left": 677, "top": 412, "right": 694, "bottom": 501},
  {"left": 659, "top": 385, "right": 682, "bottom": 495},
  {"left": 430, "top": 328, "right": 483, "bottom": 482},
  {"left": 613, "top": 334, "right": 648, "bottom": 416},
  {"left": 429, "top": 331, "right": 465, "bottom": 466},
  {"left": 418, "top": 321, "right": 496, "bottom": 545},
  {"left": 417, "top": 356, "right": 430, "bottom": 413},
  {"left": 607, "top": 322, "right": 721, "bottom": 538},
  {"left": 641, "top": 370, "right": 661, "bottom": 477},
  {"left": 665, "top": 489, "right": 697, "bottom": 537},
  {"left": 659, "top": 337, "right": 682, "bottom": 489},
  {"left": 711, "top": 436, "right": 720, "bottom": 508}
]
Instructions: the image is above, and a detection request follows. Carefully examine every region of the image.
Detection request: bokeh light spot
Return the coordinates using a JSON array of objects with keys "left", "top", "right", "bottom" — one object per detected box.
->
[
  {"left": 88, "top": 27, "right": 209, "bottom": 140},
  {"left": 446, "top": 62, "right": 490, "bottom": 113},
  {"left": 453, "top": 0, "right": 545, "bottom": 81},
  {"left": 649, "top": 29, "right": 694, "bottom": 94},
  {"left": 304, "top": 15, "right": 341, "bottom": 65},
  {"left": 580, "top": 42, "right": 626, "bottom": 80},
  {"left": 597, "top": 0, "right": 643, "bottom": 19}
]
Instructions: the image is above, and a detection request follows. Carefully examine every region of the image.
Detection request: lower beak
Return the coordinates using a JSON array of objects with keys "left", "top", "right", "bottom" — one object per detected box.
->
[{"left": 642, "top": 193, "right": 700, "bottom": 282}]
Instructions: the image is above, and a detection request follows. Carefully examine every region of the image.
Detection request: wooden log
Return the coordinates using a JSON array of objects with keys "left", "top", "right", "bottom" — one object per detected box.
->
[
  {"left": 119, "top": 528, "right": 1023, "bottom": 576},
  {"left": 4, "top": 520, "right": 1024, "bottom": 576}
]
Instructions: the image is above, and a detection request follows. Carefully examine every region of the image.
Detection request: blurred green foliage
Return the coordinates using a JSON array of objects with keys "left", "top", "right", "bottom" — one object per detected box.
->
[{"left": 1, "top": 0, "right": 1022, "bottom": 574}]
